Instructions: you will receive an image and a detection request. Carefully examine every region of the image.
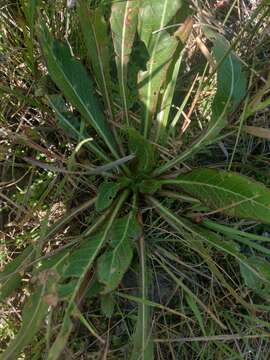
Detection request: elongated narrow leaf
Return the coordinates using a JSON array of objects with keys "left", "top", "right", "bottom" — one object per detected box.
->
[
  {"left": 1, "top": 270, "right": 58, "bottom": 360},
  {"left": 0, "top": 245, "right": 34, "bottom": 302},
  {"left": 110, "top": 0, "right": 139, "bottom": 125},
  {"left": 128, "top": 128, "right": 156, "bottom": 173},
  {"left": 38, "top": 22, "right": 118, "bottom": 158},
  {"left": 47, "top": 95, "right": 111, "bottom": 162},
  {"left": 156, "top": 16, "right": 194, "bottom": 142},
  {"left": 137, "top": 0, "right": 186, "bottom": 137},
  {"left": 47, "top": 191, "right": 129, "bottom": 360},
  {"left": 98, "top": 212, "right": 140, "bottom": 293},
  {"left": 154, "top": 30, "right": 247, "bottom": 175},
  {"left": 131, "top": 232, "right": 154, "bottom": 360},
  {"left": 95, "top": 181, "right": 120, "bottom": 212},
  {"left": 162, "top": 168, "right": 270, "bottom": 223},
  {"left": 77, "top": 1, "right": 114, "bottom": 119},
  {"left": 243, "top": 126, "right": 270, "bottom": 140}
]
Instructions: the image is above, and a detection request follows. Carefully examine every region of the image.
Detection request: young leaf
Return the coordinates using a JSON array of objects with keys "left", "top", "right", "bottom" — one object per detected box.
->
[
  {"left": 77, "top": 1, "right": 114, "bottom": 119},
  {"left": 110, "top": 0, "right": 139, "bottom": 125},
  {"left": 162, "top": 168, "right": 270, "bottom": 223},
  {"left": 0, "top": 245, "right": 34, "bottom": 302},
  {"left": 154, "top": 30, "right": 247, "bottom": 175},
  {"left": 95, "top": 181, "right": 120, "bottom": 212},
  {"left": 97, "top": 212, "right": 140, "bottom": 293},
  {"left": 38, "top": 22, "right": 119, "bottom": 158},
  {"left": 128, "top": 128, "right": 156, "bottom": 173},
  {"left": 137, "top": 0, "right": 186, "bottom": 137},
  {"left": 47, "top": 191, "right": 129, "bottom": 360}
]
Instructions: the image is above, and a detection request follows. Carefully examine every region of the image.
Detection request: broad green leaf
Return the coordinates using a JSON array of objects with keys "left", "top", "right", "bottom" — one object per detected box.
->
[
  {"left": 110, "top": 0, "right": 139, "bottom": 125},
  {"left": 0, "top": 270, "right": 58, "bottom": 360},
  {"left": 137, "top": 0, "right": 186, "bottom": 137},
  {"left": 154, "top": 30, "right": 247, "bottom": 175},
  {"left": 163, "top": 168, "right": 270, "bottom": 223},
  {"left": 101, "top": 293, "right": 115, "bottom": 318},
  {"left": 0, "top": 245, "right": 34, "bottom": 302},
  {"left": 47, "top": 95, "right": 110, "bottom": 162},
  {"left": 97, "top": 212, "right": 140, "bottom": 293},
  {"left": 47, "top": 191, "right": 129, "bottom": 360},
  {"left": 128, "top": 128, "right": 156, "bottom": 173},
  {"left": 38, "top": 22, "right": 118, "bottom": 158},
  {"left": 77, "top": 1, "right": 114, "bottom": 119},
  {"left": 95, "top": 181, "right": 120, "bottom": 212}
]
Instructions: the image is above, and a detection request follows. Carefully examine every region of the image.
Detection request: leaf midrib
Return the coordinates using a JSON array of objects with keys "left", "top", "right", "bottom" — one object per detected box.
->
[{"left": 169, "top": 178, "right": 269, "bottom": 211}]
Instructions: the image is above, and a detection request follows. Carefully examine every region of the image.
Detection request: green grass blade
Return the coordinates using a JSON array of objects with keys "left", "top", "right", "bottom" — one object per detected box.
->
[
  {"left": 110, "top": 0, "right": 139, "bottom": 126},
  {"left": 161, "top": 168, "right": 270, "bottom": 223},
  {"left": 149, "top": 196, "right": 270, "bottom": 285},
  {"left": 38, "top": 22, "right": 119, "bottom": 158},
  {"left": 202, "top": 219, "right": 270, "bottom": 243},
  {"left": 131, "top": 230, "right": 154, "bottom": 359}
]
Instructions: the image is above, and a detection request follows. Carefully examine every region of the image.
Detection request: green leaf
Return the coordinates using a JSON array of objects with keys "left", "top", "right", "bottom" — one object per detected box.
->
[
  {"left": 47, "top": 95, "right": 111, "bottom": 162},
  {"left": 47, "top": 191, "right": 129, "bottom": 360},
  {"left": 128, "top": 128, "right": 156, "bottom": 173},
  {"left": 0, "top": 245, "right": 34, "bottom": 302},
  {"left": 101, "top": 293, "right": 115, "bottom": 318},
  {"left": 186, "top": 294, "right": 206, "bottom": 336},
  {"left": 154, "top": 30, "right": 247, "bottom": 175},
  {"left": 156, "top": 16, "right": 193, "bottom": 142},
  {"left": 131, "top": 231, "right": 154, "bottom": 360},
  {"left": 139, "top": 179, "right": 162, "bottom": 194},
  {"left": 97, "top": 212, "right": 140, "bottom": 293},
  {"left": 110, "top": 0, "right": 139, "bottom": 125},
  {"left": 38, "top": 22, "right": 118, "bottom": 158},
  {"left": 240, "top": 257, "right": 270, "bottom": 292},
  {"left": 77, "top": 1, "right": 114, "bottom": 119},
  {"left": 163, "top": 168, "right": 270, "bottom": 223},
  {"left": 0, "top": 270, "right": 58, "bottom": 360},
  {"left": 95, "top": 181, "right": 120, "bottom": 212},
  {"left": 138, "top": 0, "right": 185, "bottom": 137}
]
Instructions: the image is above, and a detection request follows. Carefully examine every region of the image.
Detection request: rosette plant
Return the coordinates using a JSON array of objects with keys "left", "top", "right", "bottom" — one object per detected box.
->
[{"left": 1, "top": 1, "right": 270, "bottom": 359}]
